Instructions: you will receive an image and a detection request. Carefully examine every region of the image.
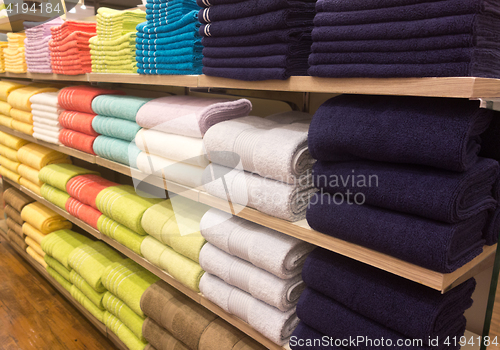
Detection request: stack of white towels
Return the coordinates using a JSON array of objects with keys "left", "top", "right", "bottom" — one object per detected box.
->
[
  {"left": 30, "top": 92, "right": 63, "bottom": 145},
  {"left": 24, "top": 18, "right": 64, "bottom": 74}
]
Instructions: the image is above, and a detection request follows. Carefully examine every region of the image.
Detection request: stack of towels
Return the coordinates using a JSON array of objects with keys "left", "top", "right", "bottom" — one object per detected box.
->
[
  {"left": 203, "top": 111, "right": 316, "bottom": 221},
  {"left": 3, "top": 187, "right": 34, "bottom": 256},
  {"left": 308, "top": 0, "right": 500, "bottom": 78},
  {"left": 0, "top": 131, "right": 29, "bottom": 184},
  {"left": 291, "top": 249, "right": 476, "bottom": 350},
  {"left": 30, "top": 92, "right": 63, "bottom": 144},
  {"left": 307, "top": 95, "right": 500, "bottom": 273},
  {"left": 57, "top": 86, "right": 124, "bottom": 154},
  {"left": 7, "top": 84, "right": 59, "bottom": 135},
  {"left": 135, "top": 95, "right": 252, "bottom": 188},
  {"left": 90, "top": 7, "right": 146, "bottom": 74},
  {"left": 24, "top": 18, "right": 64, "bottom": 74},
  {"left": 0, "top": 39, "right": 8, "bottom": 73},
  {"left": 101, "top": 259, "right": 159, "bottom": 350},
  {"left": 4, "top": 33, "right": 27, "bottom": 73},
  {"left": 49, "top": 21, "right": 97, "bottom": 75},
  {"left": 135, "top": 0, "right": 203, "bottom": 75},
  {"left": 91, "top": 94, "right": 151, "bottom": 167},
  {"left": 0, "top": 81, "right": 24, "bottom": 128},
  {"left": 198, "top": 0, "right": 316, "bottom": 81},
  {"left": 141, "top": 280, "right": 267, "bottom": 350},
  {"left": 17, "top": 143, "right": 71, "bottom": 195},
  {"left": 140, "top": 196, "right": 210, "bottom": 292},
  {"left": 199, "top": 208, "right": 313, "bottom": 345},
  {"left": 22, "top": 204, "right": 74, "bottom": 267}
]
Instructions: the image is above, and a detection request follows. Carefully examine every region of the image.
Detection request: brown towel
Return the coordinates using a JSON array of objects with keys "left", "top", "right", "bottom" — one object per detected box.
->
[
  {"left": 5, "top": 205, "right": 23, "bottom": 225},
  {"left": 6, "top": 217, "right": 23, "bottom": 237},
  {"left": 7, "top": 229, "right": 28, "bottom": 250},
  {"left": 143, "top": 318, "right": 190, "bottom": 350},
  {"left": 146, "top": 345, "right": 158, "bottom": 350},
  {"left": 3, "top": 187, "right": 34, "bottom": 212}
]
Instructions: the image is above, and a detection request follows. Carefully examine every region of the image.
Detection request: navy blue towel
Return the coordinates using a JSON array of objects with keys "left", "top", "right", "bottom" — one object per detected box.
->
[
  {"left": 201, "top": 27, "right": 311, "bottom": 46},
  {"left": 302, "top": 248, "right": 476, "bottom": 340},
  {"left": 202, "top": 66, "right": 307, "bottom": 80},
  {"left": 290, "top": 323, "right": 346, "bottom": 350},
  {"left": 315, "top": 0, "right": 495, "bottom": 12},
  {"left": 313, "top": 159, "right": 499, "bottom": 223},
  {"left": 203, "top": 55, "right": 308, "bottom": 68},
  {"left": 480, "top": 115, "right": 500, "bottom": 161},
  {"left": 307, "top": 192, "right": 487, "bottom": 272},
  {"left": 484, "top": 178, "right": 500, "bottom": 244},
  {"left": 202, "top": 42, "right": 310, "bottom": 58},
  {"left": 308, "top": 95, "right": 494, "bottom": 172},
  {"left": 197, "top": 0, "right": 316, "bottom": 8}
]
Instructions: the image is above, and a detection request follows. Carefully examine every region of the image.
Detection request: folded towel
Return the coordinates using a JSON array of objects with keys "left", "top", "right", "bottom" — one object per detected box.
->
[
  {"left": 20, "top": 177, "right": 42, "bottom": 195},
  {"left": 33, "top": 115, "right": 62, "bottom": 126},
  {"left": 309, "top": 95, "right": 494, "bottom": 172},
  {"left": 33, "top": 127, "right": 61, "bottom": 141},
  {"left": 38, "top": 163, "right": 99, "bottom": 192},
  {"left": 65, "top": 198, "right": 102, "bottom": 229},
  {"left": 7, "top": 85, "right": 58, "bottom": 111},
  {"left": 59, "top": 111, "right": 99, "bottom": 137},
  {"left": 8, "top": 230, "right": 27, "bottom": 252},
  {"left": 40, "top": 184, "right": 71, "bottom": 209},
  {"left": 92, "top": 116, "right": 141, "bottom": 142},
  {"left": 0, "top": 130, "right": 29, "bottom": 149},
  {"left": 136, "top": 95, "right": 252, "bottom": 138},
  {"left": 40, "top": 229, "right": 92, "bottom": 268},
  {"left": 0, "top": 166, "right": 21, "bottom": 183},
  {"left": 93, "top": 136, "right": 141, "bottom": 168},
  {"left": 0, "top": 81, "right": 25, "bottom": 101},
  {"left": 22, "top": 222, "right": 46, "bottom": 245},
  {"left": 59, "top": 129, "right": 97, "bottom": 155},
  {"left": 10, "top": 109, "right": 33, "bottom": 124},
  {"left": 44, "top": 254, "right": 71, "bottom": 282},
  {"left": 21, "top": 203, "right": 73, "bottom": 234},
  {"left": 91, "top": 95, "right": 152, "bottom": 122},
  {"left": 200, "top": 273, "right": 298, "bottom": 345},
  {"left": 70, "top": 270, "right": 106, "bottom": 310},
  {"left": 32, "top": 131, "right": 61, "bottom": 145},
  {"left": 25, "top": 236, "right": 45, "bottom": 257},
  {"left": 0, "top": 155, "right": 21, "bottom": 173},
  {"left": 5, "top": 205, "right": 23, "bottom": 225},
  {"left": 47, "top": 266, "right": 72, "bottom": 292},
  {"left": 0, "top": 115, "right": 13, "bottom": 128},
  {"left": 17, "top": 143, "right": 70, "bottom": 170},
  {"left": 66, "top": 174, "right": 118, "bottom": 210},
  {"left": 3, "top": 187, "right": 34, "bottom": 211},
  {"left": 26, "top": 245, "right": 47, "bottom": 267},
  {"left": 142, "top": 318, "right": 190, "bottom": 350},
  {"left": 98, "top": 215, "right": 146, "bottom": 256},
  {"left": 0, "top": 101, "right": 12, "bottom": 116},
  {"left": 137, "top": 11, "right": 200, "bottom": 35},
  {"left": 6, "top": 218, "right": 23, "bottom": 238},
  {"left": 58, "top": 86, "right": 125, "bottom": 114},
  {"left": 70, "top": 285, "right": 105, "bottom": 323},
  {"left": 0, "top": 144, "right": 19, "bottom": 162},
  {"left": 104, "top": 312, "right": 147, "bottom": 350},
  {"left": 202, "top": 42, "right": 311, "bottom": 59},
  {"left": 18, "top": 164, "right": 43, "bottom": 186},
  {"left": 11, "top": 119, "right": 34, "bottom": 135},
  {"left": 103, "top": 292, "right": 146, "bottom": 342}
]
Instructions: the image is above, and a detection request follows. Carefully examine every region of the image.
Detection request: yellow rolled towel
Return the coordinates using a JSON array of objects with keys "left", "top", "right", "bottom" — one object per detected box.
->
[
  {"left": 0, "top": 101, "right": 12, "bottom": 116},
  {"left": 10, "top": 109, "right": 33, "bottom": 124},
  {"left": 17, "top": 143, "right": 71, "bottom": 170},
  {"left": 7, "top": 86, "right": 58, "bottom": 111},
  {"left": 0, "top": 154, "right": 20, "bottom": 173},
  {"left": 20, "top": 177, "right": 42, "bottom": 195},
  {"left": 0, "top": 130, "right": 29, "bottom": 149},
  {"left": 27, "top": 246, "right": 48, "bottom": 268},
  {"left": 0, "top": 165, "right": 21, "bottom": 183},
  {"left": 22, "top": 222, "right": 47, "bottom": 245},
  {"left": 18, "top": 164, "right": 42, "bottom": 186},
  {"left": 0, "top": 114, "right": 13, "bottom": 128},
  {"left": 0, "top": 81, "right": 25, "bottom": 101},
  {"left": 0, "top": 144, "right": 18, "bottom": 161},
  {"left": 21, "top": 202, "right": 72, "bottom": 234},
  {"left": 11, "top": 120, "right": 33, "bottom": 135},
  {"left": 25, "top": 236, "right": 45, "bottom": 257}
]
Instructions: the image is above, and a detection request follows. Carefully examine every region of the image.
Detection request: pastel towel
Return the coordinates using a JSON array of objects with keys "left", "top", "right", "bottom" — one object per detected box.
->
[
  {"left": 33, "top": 130, "right": 61, "bottom": 145},
  {"left": 0, "top": 81, "right": 25, "bottom": 101},
  {"left": 70, "top": 270, "right": 106, "bottom": 310},
  {"left": 70, "top": 285, "right": 105, "bottom": 323},
  {"left": 10, "top": 109, "right": 32, "bottom": 124},
  {"left": 135, "top": 128, "right": 209, "bottom": 168},
  {"left": 0, "top": 166, "right": 21, "bottom": 184},
  {"left": 103, "top": 292, "right": 146, "bottom": 342},
  {"left": 92, "top": 95, "right": 152, "bottom": 122},
  {"left": 204, "top": 113, "right": 313, "bottom": 184},
  {"left": 59, "top": 129, "right": 97, "bottom": 155},
  {"left": 0, "top": 101, "right": 12, "bottom": 116},
  {"left": 23, "top": 222, "right": 47, "bottom": 246},
  {"left": 141, "top": 198, "right": 209, "bottom": 262},
  {"left": 3, "top": 187, "right": 34, "bottom": 211},
  {"left": 67, "top": 174, "right": 118, "bottom": 210},
  {"left": 96, "top": 186, "right": 163, "bottom": 235},
  {"left": 40, "top": 229, "right": 93, "bottom": 269},
  {"left": 11, "top": 120, "right": 33, "bottom": 135},
  {"left": 27, "top": 247, "right": 46, "bottom": 266},
  {"left": 200, "top": 273, "right": 299, "bottom": 345},
  {"left": 0, "top": 155, "right": 20, "bottom": 173},
  {"left": 104, "top": 312, "right": 147, "bottom": 350},
  {"left": 58, "top": 86, "right": 125, "bottom": 114},
  {"left": 40, "top": 184, "right": 71, "bottom": 209},
  {"left": 203, "top": 164, "right": 316, "bottom": 221},
  {"left": 47, "top": 266, "right": 72, "bottom": 292},
  {"left": 0, "top": 115, "right": 13, "bottom": 128},
  {"left": 20, "top": 177, "right": 41, "bottom": 195},
  {"left": 309, "top": 95, "right": 494, "bottom": 172},
  {"left": 38, "top": 163, "right": 99, "bottom": 192},
  {"left": 7, "top": 85, "right": 58, "bottom": 111},
  {"left": 25, "top": 236, "right": 45, "bottom": 257},
  {"left": 101, "top": 259, "right": 160, "bottom": 318},
  {"left": 0, "top": 130, "right": 29, "bottom": 149},
  {"left": 136, "top": 95, "right": 252, "bottom": 138},
  {"left": 140, "top": 236, "right": 205, "bottom": 292},
  {"left": 92, "top": 115, "right": 141, "bottom": 142},
  {"left": 98, "top": 216, "right": 147, "bottom": 256},
  {"left": 65, "top": 198, "right": 103, "bottom": 229},
  {"left": 17, "top": 143, "right": 70, "bottom": 170},
  {"left": 0, "top": 144, "right": 19, "bottom": 162},
  {"left": 21, "top": 203, "right": 73, "bottom": 234},
  {"left": 59, "top": 111, "right": 99, "bottom": 136},
  {"left": 93, "top": 136, "right": 142, "bottom": 168},
  {"left": 29, "top": 91, "right": 60, "bottom": 107},
  {"left": 18, "top": 164, "right": 42, "bottom": 186},
  {"left": 200, "top": 243, "right": 304, "bottom": 311}
]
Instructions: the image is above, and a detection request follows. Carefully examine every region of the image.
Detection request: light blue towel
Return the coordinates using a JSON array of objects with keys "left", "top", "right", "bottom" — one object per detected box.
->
[
  {"left": 93, "top": 136, "right": 141, "bottom": 168},
  {"left": 136, "top": 22, "right": 199, "bottom": 39},
  {"left": 91, "top": 95, "right": 152, "bottom": 122},
  {"left": 92, "top": 116, "right": 141, "bottom": 142},
  {"left": 137, "top": 11, "right": 198, "bottom": 34}
]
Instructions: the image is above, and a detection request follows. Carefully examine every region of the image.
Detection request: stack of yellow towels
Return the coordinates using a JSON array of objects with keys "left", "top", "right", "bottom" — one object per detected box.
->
[
  {"left": 4, "top": 33, "right": 27, "bottom": 73},
  {"left": 0, "top": 131, "right": 29, "bottom": 184},
  {"left": 16, "top": 143, "right": 71, "bottom": 195},
  {"left": 0, "top": 40, "right": 8, "bottom": 73},
  {"left": 0, "top": 81, "right": 25, "bottom": 128}
]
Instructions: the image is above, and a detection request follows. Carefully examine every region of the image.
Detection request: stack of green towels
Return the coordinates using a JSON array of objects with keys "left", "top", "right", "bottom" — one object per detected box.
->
[
  {"left": 90, "top": 7, "right": 146, "bottom": 73},
  {"left": 101, "top": 259, "right": 160, "bottom": 350}
]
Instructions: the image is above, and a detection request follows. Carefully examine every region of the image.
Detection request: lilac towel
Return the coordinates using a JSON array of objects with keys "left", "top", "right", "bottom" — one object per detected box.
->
[{"left": 24, "top": 18, "right": 63, "bottom": 73}]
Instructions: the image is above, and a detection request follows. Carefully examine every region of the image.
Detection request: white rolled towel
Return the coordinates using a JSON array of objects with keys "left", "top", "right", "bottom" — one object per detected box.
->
[
  {"left": 200, "top": 208, "right": 313, "bottom": 279},
  {"left": 31, "top": 104, "right": 63, "bottom": 115},
  {"left": 200, "top": 273, "right": 298, "bottom": 345},
  {"left": 199, "top": 243, "right": 304, "bottom": 311},
  {"left": 33, "top": 131, "right": 60, "bottom": 145},
  {"left": 29, "top": 91, "right": 60, "bottom": 107},
  {"left": 33, "top": 127, "right": 60, "bottom": 139},
  {"left": 33, "top": 116, "right": 61, "bottom": 127},
  {"left": 32, "top": 110, "right": 60, "bottom": 121},
  {"left": 33, "top": 121, "right": 62, "bottom": 132}
]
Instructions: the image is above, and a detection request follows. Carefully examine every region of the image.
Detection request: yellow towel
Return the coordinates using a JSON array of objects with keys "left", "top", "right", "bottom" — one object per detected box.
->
[
  {"left": 22, "top": 222, "right": 47, "bottom": 245},
  {"left": 20, "top": 177, "right": 42, "bottom": 195},
  {"left": 0, "top": 165, "right": 21, "bottom": 183},
  {"left": 11, "top": 119, "right": 33, "bottom": 135},
  {"left": 25, "top": 236, "right": 46, "bottom": 257},
  {"left": 0, "top": 81, "right": 25, "bottom": 101},
  {"left": 0, "top": 115, "right": 13, "bottom": 127},
  {"left": 18, "top": 164, "right": 42, "bottom": 186},
  {"left": 0, "top": 101, "right": 12, "bottom": 116},
  {"left": 10, "top": 109, "right": 33, "bottom": 124},
  {"left": 27, "top": 246, "right": 48, "bottom": 268},
  {"left": 17, "top": 143, "right": 71, "bottom": 170},
  {"left": 7, "top": 86, "right": 58, "bottom": 111},
  {"left": 0, "top": 154, "right": 20, "bottom": 172},
  {"left": 0, "top": 144, "right": 19, "bottom": 162},
  {"left": 21, "top": 202, "right": 72, "bottom": 234},
  {"left": 0, "top": 131, "right": 29, "bottom": 149}
]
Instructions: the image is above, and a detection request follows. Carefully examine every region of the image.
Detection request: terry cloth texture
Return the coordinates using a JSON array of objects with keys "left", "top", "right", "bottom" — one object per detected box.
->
[
  {"left": 58, "top": 86, "right": 125, "bottom": 114},
  {"left": 103, "top": 292, "right": 146, "bottom": 341},
  {"left": 93, "top": 136, "right": 142, "bottom": 167},
  {"left": 21, "top": 202, "right": 73, "bottom": 234},
  {"left": 59, "top": 129, "right": 98, "bottom": 155},
  {"left": 40, "top": 184, "right": 71, "bottom": 209},
  {"left": 5, "top": 33, "right": 27, "bottom": 73},
  {"left": 92, "top": 95, "right": 152, "bottom": 121},
  {"left": 104, "top": 312, "right": 148, "bottom": 350},
  {"left": 59, "top": 111, "right": 99, "bottom": 136},
  {"left": 3, "top": 187, "right": 34, "bottom": 211},
  {"left": 40, "top": 229, "right": 93, "bottom": 269},
  {"left": 66, "top": 174, "right": 118, "bottom": 209},
  {"left": 47, "top": 266, "right": 72, "bottom": 292},
  {"left": 38, "top": 163, "right": 99, "bottom": 192},
  {"left": 17, "top": 143, "right": 70, "bottom": 170},
  {"left": 98, "top": 215, "right": 146, "bottom": 256},
  {"left": 65, "top": 198, "right": 103, "bottom": 229},
  {"left": 23, "top": 222, "right": 47, "bottom": 245},
  {"left": 24, "top": 18, "right": 64, "bottom": 73}
]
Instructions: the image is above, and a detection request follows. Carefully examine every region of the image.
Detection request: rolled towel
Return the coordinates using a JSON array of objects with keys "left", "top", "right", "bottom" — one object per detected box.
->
[
  {"left": 29, "top": 91, "right": 60, "bottom": 107},
  {"left": 0, "top": 144, "right": 19, "bottom": 162},
  {"left": 93, "top": 135, "right": 141, "bottom": 168},
  {"left": 0, "top": 155, "right": 21, "bottom": 173},
  {"left": 3, "top": 187, "right": 34, "bottom": 211},
  {"left": 40, "top": 229, "right": 92, "bottom": 269},
  {"left": 44, "top": 254, "right": 71, "bottom": 282},
  {"left": 18, "top": 164, "right": 43, "bottom": 186},
  {"left": 7, "top": 85, "right": 58, "bottom": 111},
  {"left": 66, "top": 174, "right": 118, "bottom": 210},
  {"left": 47, "top": 266, "right": 72, "bottom": 292},
  {"left": 27, "top": 246, "right": 47, "bottom": 267},
  {"left": 5, "top": 205, "right": 23, "bottom": 225},
  {"left": 70, "top": 270, "right": 106, "bottom": 310},
  {"left": 6, "top": 218, "right": 23, "bottom": 238},
  {"left": 65, "top": 198, "right": 102, "bottom": 229},
  {"left": 33, "top": 115, "right": 61, "bottom": 126},
  {"left": 25, "top": 236, "right": 45, "bottom": 257},
  {"left": 142, "top": 318, "right": 190, "bottom": 350},
  {"left": 0, "top": 81, "right": 25, "bottom": 101},
  {"left": 10, "top": 108, "right": 32, "bottom": 124},
  {"left": 136, "top": 95, "right": 252, "bottom": 138},
  {"left": 200, "top": 243, "right": 304, "bottom": 311},
  {"left": 104, "top": 312, "right": 147, "bottom": 350},
  {"left": 70, "top": 285, "right": 105, "bottom": 323},
  {"left": 308, "top": 95, "right": 494, "bottom": 172},
  {"left": 58, "top": 86, "right": 125, "bottom": 114},
  {"left": 38, "top": 163, "right": 99, "bottom": 192},
  {"left": 22, "top": 222, "right": 46, "bottom": 245},
  {"left": 59, "top": 129, "right": 98, "bottom": 155},
  {"left": 0, "top": 166, "right": 21, "bottom": 184},
  {"left": 200, "top": 273, "right": 298, "bottom": 345},
  {"left": 11, "top": 119, "right": 33, "bottom": 135},
  {"left": 59, "top": 111, "right": 99, "bottom": 136},
  {"left": 98, "top": 215, "right": 146, "bottom": 256},
  {"left": 103, "top": 292, "right": 146, "bottom": 342},
  {"left": 0, "top": 130, "right": 29, "bottom": 149},
  {"left": 91, "top": 95, "right": 152, "bottom": 122},
  {"left": 40, "top": 184, "right": 71, "bottom": 209},
  {"left": 92, "top": 115, "right": 141, "bottom": 141},
  {"left": 17, "top": 143, "right": 70, "bottom": 170},
  {"left": 20, "top": 177, "right": 42, "bottom": 195},
  {"left": 8, "top": 229, "right": 28, "bottom": 250}
]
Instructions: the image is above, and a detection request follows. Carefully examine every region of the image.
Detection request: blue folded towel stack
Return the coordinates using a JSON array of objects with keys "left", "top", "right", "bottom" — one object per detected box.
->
[{"left": 135, "top": 0, "right": 203, "bottom": 75}]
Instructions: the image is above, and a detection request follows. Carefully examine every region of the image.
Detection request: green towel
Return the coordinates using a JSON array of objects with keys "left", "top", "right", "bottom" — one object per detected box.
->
[
  {"left": 47, "top": 266, "right": 72, "bottom": 293},
  {"left": 89, "top": 32, "right": 136, "bottom": 48},
  {"left": 92, "top": 55, "right": 136, "bottom": 64},
  {"left": 96, "top": 186, "right": 163, "bottom": 235},
  {"left": 141, "top": 199, "right": 208, "bottom": 263},
  {"left": 44, "top": 254, "right": 72, "bottom": 282},
  {"left": 141, "top": 236, "right": 205, "bottom": 293},
  {"left": 70, "top": 270, "right": 106, "bottom": 310},
  {"left": 90, "top": 48, "right": 135, "bottom": 57},
  {"left": 101, "top": 259, "right": 159, "bottom": 318},
  {"left": 104, "top": 312, "right": 147, "bottom": 350},
  {"left": 70, "top": 285, "right": 106, "bottom": 323},
  {"left": 103, "top": 292, "right": 146, "bottom": 342},
  {"left": 92, "top": 63, "right": 137, "bottom": 71},
  {"left": 40, "top": 184, "right": 71, "bottom": 209},
  {"left": 98, "top": 215, "right": 146, "bottom": 256},
  {"left": 40, "top": 229, "right": 93, "bottom": 269},
  {"left": 68, "top": 240, "right": 123, "bottom": 293},
  {"left": 39, "top": 164, "right": 100, "bottom": 192},
  {"left": 91, "top": 95, "right": 151, "bottom": 122}
]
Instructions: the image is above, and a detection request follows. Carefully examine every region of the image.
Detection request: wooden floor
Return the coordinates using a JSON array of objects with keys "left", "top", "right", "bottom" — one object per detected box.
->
[{"left": 490, "top": 278, "right": 500, "bottom": 348}]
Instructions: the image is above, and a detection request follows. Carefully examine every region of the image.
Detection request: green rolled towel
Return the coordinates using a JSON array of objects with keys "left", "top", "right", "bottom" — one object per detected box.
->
[
  {"left": 44, "top": 254, "right": 72, "bottom": 282},
  {"left": 104, "top": 312, "right": 147, "bottom": 350},
  {"left": 89, "top": 32, "right": 136, "bottom": 48},
  {"left": 47, "top": 266, "right": 72, "bottom": 293},
  {"left": 41, "top": 229, "right": 94, "bottom": 269},
  {"left": 141, "top": 236, "right": 205, "bottom": 293},
  {"left": 68, "top": 241, "right": 123, "bottom": 293},
  {"left": 91, "top": 95, "right": 151, "bottom": 122},
  {"left": 103, "top": 292, "right": 146, "bottom": 342},
  {"left": 98, "top": 215, "right": 146, "bottom": 256},
  {"left": 92, "top": 116, "right": 141, "bottom": 142},
  {"left": 39, "top": 164, "right": 99, "bottom": 192},
  {"left": 92, "top": 63, "right": 138, "bottom": 71},
  {"left": 70, "top": 270, "right": 106, "bottom": 310},
  {"left": 90, "top": 48, "right": 135, "bottom": 57},
  {"left": 96, "top": 186, "right": 163, "bottom": 235},
  {"left": 70, "top": 285, "right": 105, "bottom": 323},
  {"left": 101, "top": 259, "right": 159, "bottom": 318},
  {"left": 40, "top": 184, "right": 71, "bottom": 209},
  {"left": 90, "top": 40, "right": 135, "bottom": 52},
  {"left": 141, "top": 199, "right": 209, "bottom": 263}
]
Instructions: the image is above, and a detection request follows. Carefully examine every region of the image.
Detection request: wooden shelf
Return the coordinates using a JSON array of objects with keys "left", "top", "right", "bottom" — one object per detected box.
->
[
  {"left": 0, "top": 72, "right": 88, "bottom": 82},
  {"left": 88, "top": 73, "right": 199, "bottom": 87}
]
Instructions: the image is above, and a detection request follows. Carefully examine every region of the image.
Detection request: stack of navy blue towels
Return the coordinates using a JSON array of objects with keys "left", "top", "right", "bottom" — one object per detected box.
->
[
  {"left": 135, "top": 0, "right": 203, "bottom": 75},
  {"left": 306, "top": 94, "right": 500, "bottom": 274},
  {"left": 290, "top": 248, "right": 477, "bottom": 349},
  {"left": 308, "top": 0, "right": 500, "bottom": 78},
  {"left": 198, "top": 0, "right": 316, "bottom": 81}
]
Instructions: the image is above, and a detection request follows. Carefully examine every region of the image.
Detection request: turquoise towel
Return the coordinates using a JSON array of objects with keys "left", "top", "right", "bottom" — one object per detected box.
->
[
  {"left": 92, "top": 116, "right": 141, "bottom": 142},
  {"left": 135, "top": 45, "right": 202, "bottom": 57},
  {"left": 136, "top": 22, "right": 199, "bottom": 39},
  {"left": 138, "top": 68, "right": 203, "bottom": 75},
  {"left": 136, "top": 31, "right": 198, "bottom": 45},
  {"left": 136, "top": 54, "right": 201, "bottom": 64},
  {"left": 136, "top": 40, "right": 201, "bottom": 51},
  {"left": 104, "top": 312, "right": 147, "bottom": 350},
  {"left": 137, "top": 11, "right": 198, "bottom": 34},
  {"left": 91, "top": 95, "right": 152, "bottom": 122},
  {"left": 103, "top": 292, "right": 146, "bottom": 342},
  {"left": 93, "top": 136, "right": 141, "bottom": 168}
]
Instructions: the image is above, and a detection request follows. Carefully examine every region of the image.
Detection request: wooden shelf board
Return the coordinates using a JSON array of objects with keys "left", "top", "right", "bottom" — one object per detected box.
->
[
  {"left": 88, "top": 73, "right": 199, "bottom": 87},
  {"left": 1, "top": 72, "right": 88, "bottom": 82}
]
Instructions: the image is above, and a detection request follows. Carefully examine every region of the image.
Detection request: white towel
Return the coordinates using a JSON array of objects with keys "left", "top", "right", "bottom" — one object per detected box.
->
[
  {"left": 33, "top": 127, "right": 60, "bottom": 139},
  {"left": 199, "top": 243, "right": 304, "bottom": 311},
  {"left": 33, "top": 121, "right": 62, "bottom": 132},
  {"left": 200, "top": 208, "right": 313, "bottom": 279},
  {"left": 200, "top": 273, "right": 298, "bottom": 345},
  {"left": 135, "top": 128, "right": 209, "bottom": 168},
  {"left": 32, "top": 110, "right": 60, "bottom": 121},
  {"left": 266, "top": 111, "right": 313, "bottom": 124},
  {"left": 33, "top": 116, "right": 61, "bottom": 127},
  {"left": 33, "top": 131, "right": 60, "bottom": 145},
  {"left": 29, "top": 91, "right": 60, "bottom": 107},
  {"left": 31, "top": 104, "right": 63, "bottom": 115}
]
